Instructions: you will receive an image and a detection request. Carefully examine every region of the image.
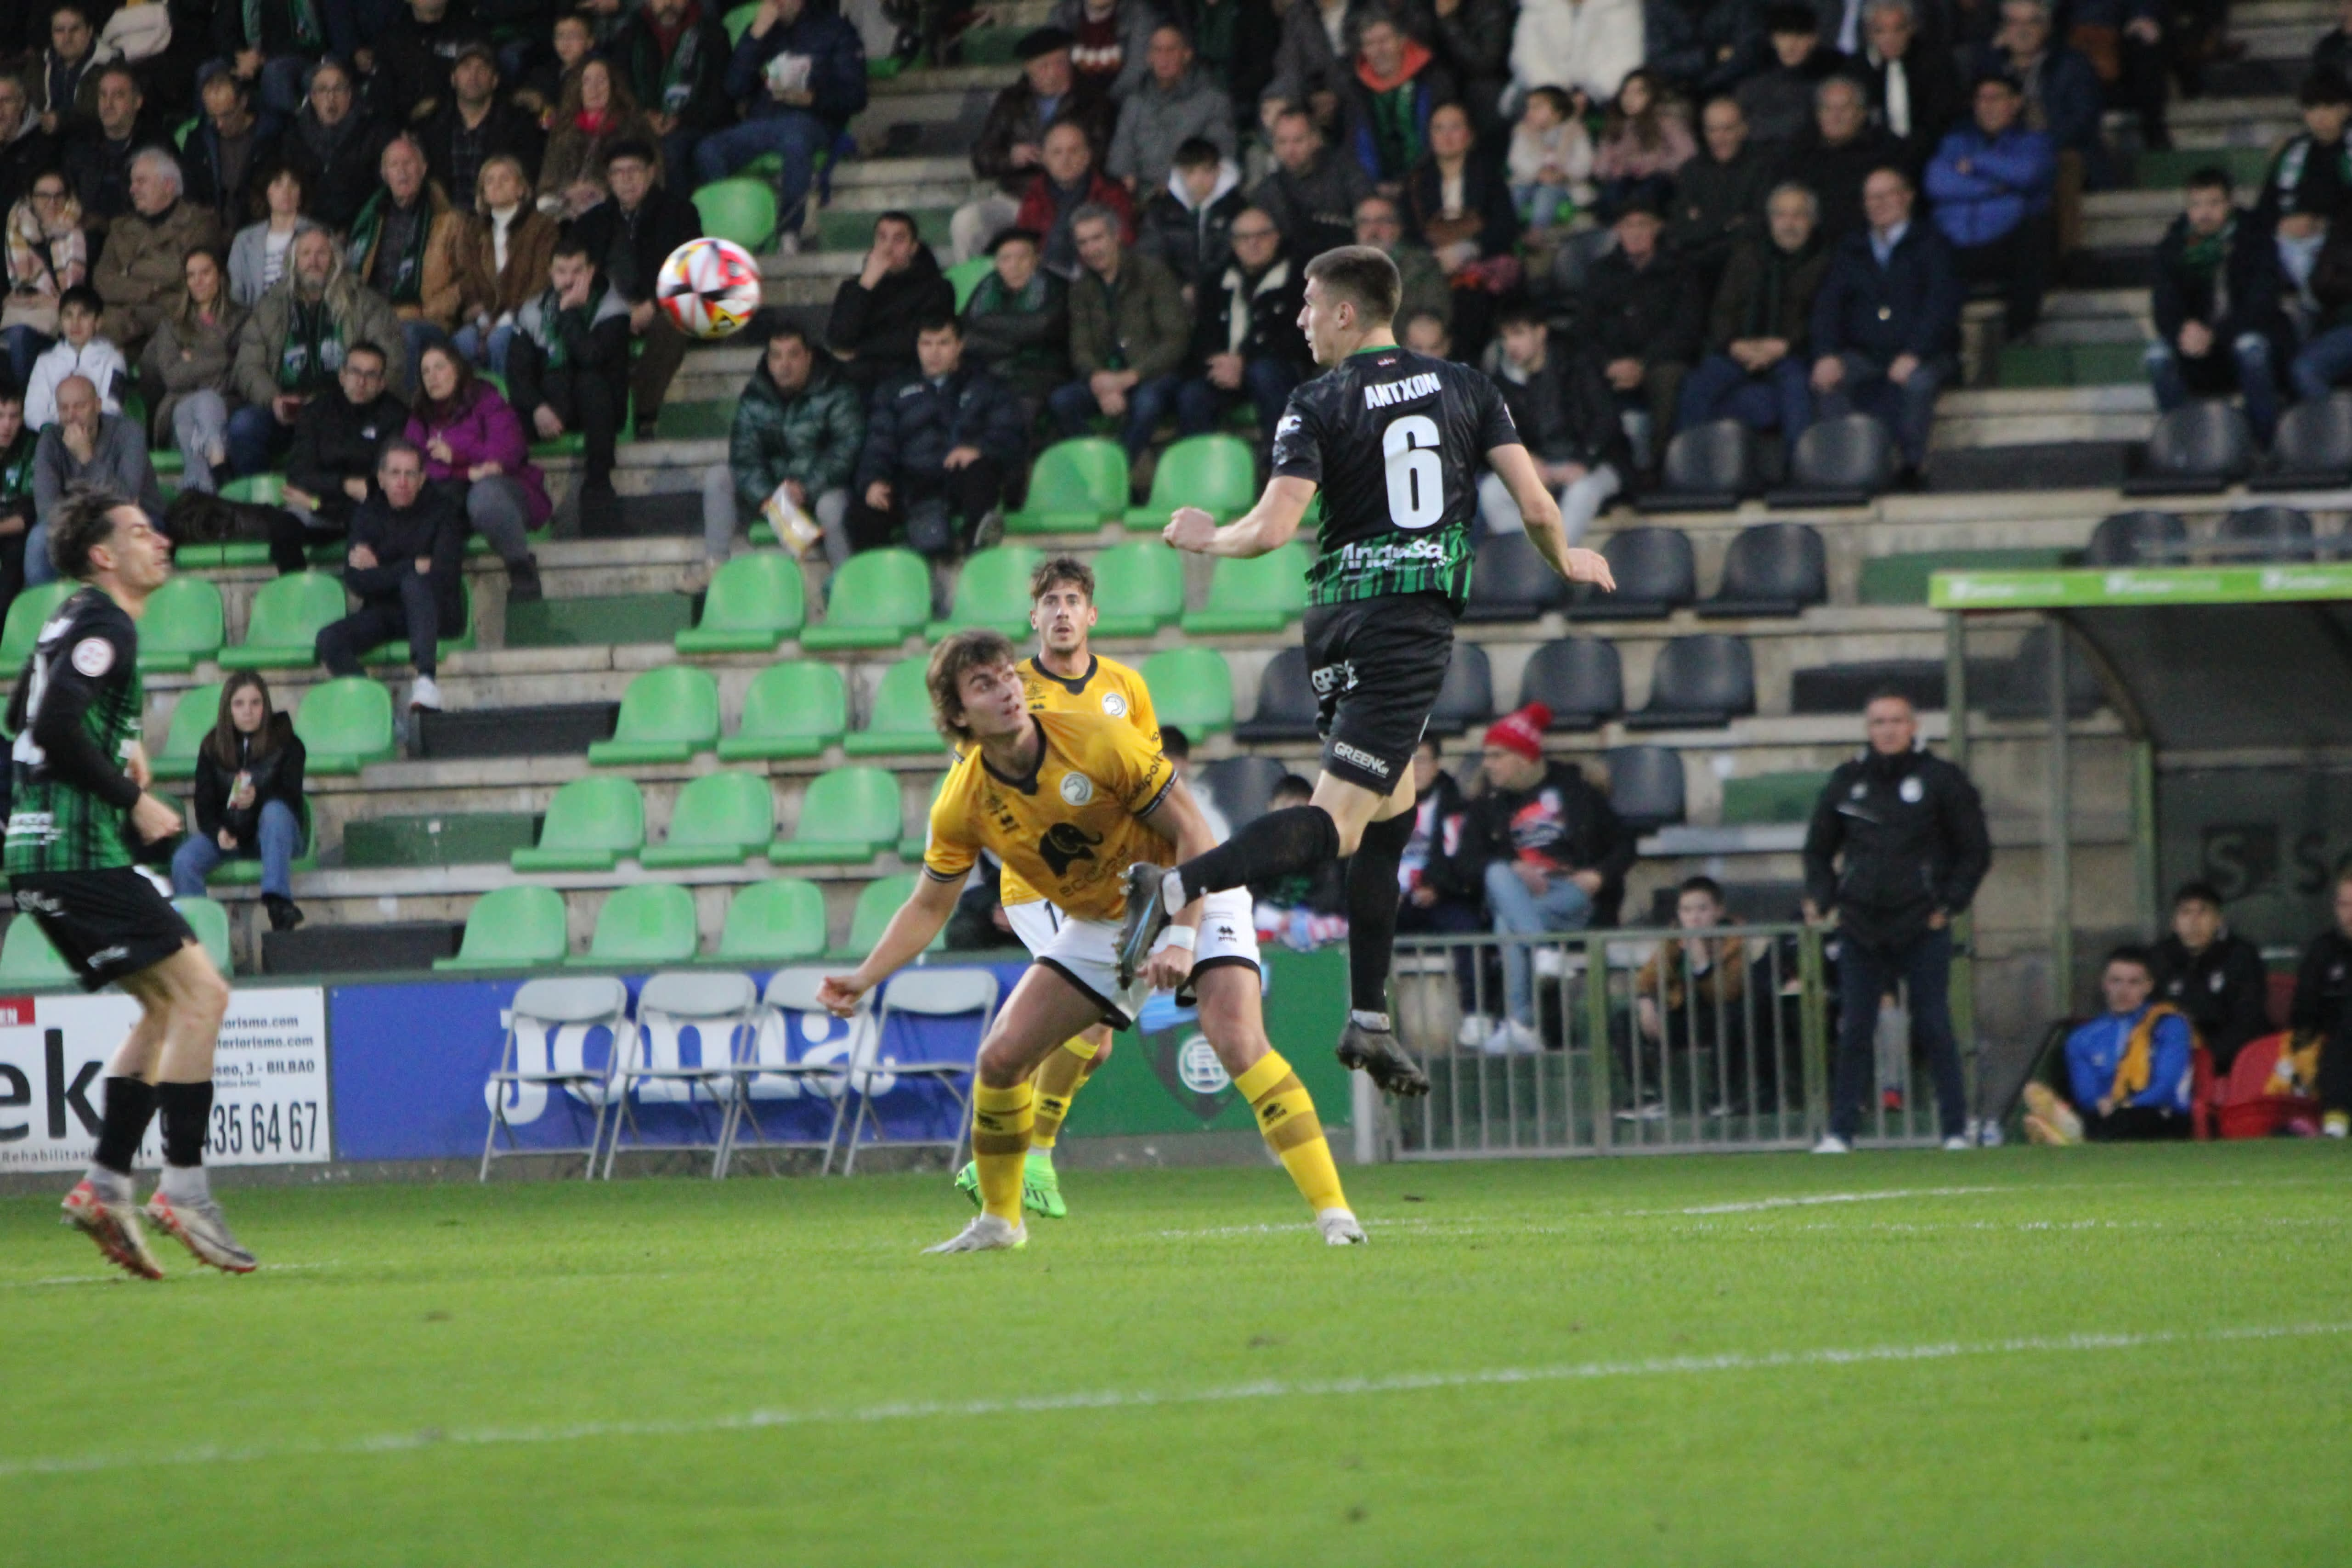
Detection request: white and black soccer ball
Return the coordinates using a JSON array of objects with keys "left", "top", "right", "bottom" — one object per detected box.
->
[{"left": 656, "top": 237, "right": 763, "bottom": 341}]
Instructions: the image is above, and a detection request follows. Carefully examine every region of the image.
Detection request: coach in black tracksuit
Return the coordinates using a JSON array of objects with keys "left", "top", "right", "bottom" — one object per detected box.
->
[{"left": 1803, "top": 689, "right": 1991, "bottom": 1146}]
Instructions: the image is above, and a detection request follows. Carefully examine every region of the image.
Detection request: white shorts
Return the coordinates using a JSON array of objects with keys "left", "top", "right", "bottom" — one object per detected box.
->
[{"left": 1008, "top": 889, "right": 1260, "bottom": 1030}]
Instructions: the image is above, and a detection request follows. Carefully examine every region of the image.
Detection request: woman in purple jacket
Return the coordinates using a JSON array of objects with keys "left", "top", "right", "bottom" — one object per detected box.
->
[{"left": 405, "top": 342, "right": 548, "bottom": 600}]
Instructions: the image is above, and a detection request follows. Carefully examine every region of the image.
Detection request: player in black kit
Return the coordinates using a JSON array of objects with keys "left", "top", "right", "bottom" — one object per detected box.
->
[{"left": 1118, "top": 246, "right": 1615, "bottom": 1094}]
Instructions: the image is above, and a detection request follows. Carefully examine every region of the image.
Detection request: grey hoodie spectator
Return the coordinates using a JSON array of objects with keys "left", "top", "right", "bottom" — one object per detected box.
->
[{"left": 1108, "top": 27, "right": 1238, "bottom": 194}]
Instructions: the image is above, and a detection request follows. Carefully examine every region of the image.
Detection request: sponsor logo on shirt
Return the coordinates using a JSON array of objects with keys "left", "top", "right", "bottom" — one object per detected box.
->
[{"left": 1333, "top": 740, "right": 1390, "bottom": 779}]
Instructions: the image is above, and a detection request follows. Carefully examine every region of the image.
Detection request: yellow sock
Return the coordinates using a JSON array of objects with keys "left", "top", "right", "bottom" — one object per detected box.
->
[
  {"left": 1235, "top": 1051, "right": 1349, "bottom": 1215},
  {"left": 1029, "top": 1036, "right": 1097, "bottom": 1150},
  {"left": 971, "top": 1081, "right": 1035, "bottom": 1222}
]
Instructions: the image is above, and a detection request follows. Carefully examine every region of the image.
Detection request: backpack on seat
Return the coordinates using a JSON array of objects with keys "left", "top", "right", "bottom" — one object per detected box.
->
[{"left": 2212, "top": 1031, "right": 2323, "bottom": 1139}]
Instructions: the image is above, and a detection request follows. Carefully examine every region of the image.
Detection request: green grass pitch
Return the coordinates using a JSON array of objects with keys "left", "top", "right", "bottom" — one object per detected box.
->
[{"left": 3, "top": 1143, "right": 2347, "bottom": 1566}]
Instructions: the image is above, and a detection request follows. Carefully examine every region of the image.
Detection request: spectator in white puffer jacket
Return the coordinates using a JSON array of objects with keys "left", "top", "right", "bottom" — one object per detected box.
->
[{"left": 1509, "top": 0, "right": 1646, "bottom": 110}]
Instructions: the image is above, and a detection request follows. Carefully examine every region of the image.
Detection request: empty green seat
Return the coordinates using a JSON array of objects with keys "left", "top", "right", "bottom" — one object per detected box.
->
[
  {"left": 946, "top": 255, "right": 994, "bottom": 310},
  {"left": 769, "top": 765, "right": 902, "bottom": 864},
  {"left": 800, "top": 548, "right": 930, "bottom": 649},
  {"left": 151, "top": 682, "right": 223, "bottom": 782},
  {"left": 924, "top": 545, "right": 1040, "bottom": 639},
  {"left": 1140, "top": 647, "right": 1233, "bottom": 735},
  {"left": 1124, "top": 433, "right": 1255, "bottom": 528},
  {"left": 361, "top": 581, "right": 477, "bottom": 664},
  {"left": 1004, "top": 437, "right": 1128, "bottom": 534},
  {"left": 674, "top": 551, "right": 806, "bottom": 653},
  {"left": 717, "top": 877, "right": 828, "bottom": 962},
  {"left": 717, "top": 661, "right": 848, "bottom": 761},
  {"left": 642, "top": 771, "right": 775, "bottom": 868},
  {"left": 1089, "top": 542, "right": 1187, "bottom": 637},
  {"left": 842, "top": 656, "right": 937, "bottom": 756},
  {"left": 136, "top": 575, "right": 226, "bottom": 673},
  {"left": 512, "top": 776, "right": 646, "bottom": 872},
  {"left": 434, "top": 884, "right": 570, "bottom": 971},
  {"left": 0, "top": 915, "right": 76, "bottom": 987},
  {"left": 565, "top": 883, "right": 700, "bottom": 968},
  {"left": 692, "top": 178, "right": 778, "bottom": 250},
  {"left": 0, "top": 581, "right": 72, "bottom": 671},
  {"left": 1181, "top": 543, "right": 1310, "bottom": 634},
  {"left": 587, "top": 665, "right": 721, "bottom": 765},
  {"left": 1720, "top": 770, "right": 1833, "bottom": 825},
  {"left": 293, "top": 677, "right": 396, "bottom": 772},
  {"left": 219, "top": 572, "right": 347, "bottom": 670},
  {"left": 172, "top": 897, "right": 234, "bottom": 975},
  {"left": 841, "top": 873, "right": 939, "bottom": 956}
]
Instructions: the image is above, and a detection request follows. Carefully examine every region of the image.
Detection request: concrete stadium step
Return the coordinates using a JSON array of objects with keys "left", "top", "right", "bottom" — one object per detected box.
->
[{"left": 1932, "top": 384, "right": 2155, "bottom": 445}]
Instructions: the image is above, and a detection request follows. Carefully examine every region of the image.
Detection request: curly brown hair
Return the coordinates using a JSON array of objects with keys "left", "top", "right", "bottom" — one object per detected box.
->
[{"left": 926, "top": 628, "right": 1020, "bottom": 747}]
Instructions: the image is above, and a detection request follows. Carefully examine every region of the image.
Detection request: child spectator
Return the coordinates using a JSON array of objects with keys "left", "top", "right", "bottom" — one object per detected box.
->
[
  {"left": 24, "top": 284, "right": 126, "bottom": 430},
  {"left": 2025, "top": 946, "right": 2193, "bottom": 1143},
  {"left": 1631, "top": 876, "right": 1755, "bottom": 1120},
  {"left": 1508, "top": 85, "right": 1594, "bottom": 232},
  {"left": 1590, "top": 69, "right": 1694, "bottom": 209}
]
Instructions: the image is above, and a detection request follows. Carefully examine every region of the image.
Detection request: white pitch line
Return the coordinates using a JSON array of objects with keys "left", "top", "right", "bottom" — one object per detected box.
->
[
  {"left": 1148, "top": 1187, "right": 2001, "bottom": 1240},
  {"left": 2, "top": 1321, "right": 2343, "bottom": 1482}
]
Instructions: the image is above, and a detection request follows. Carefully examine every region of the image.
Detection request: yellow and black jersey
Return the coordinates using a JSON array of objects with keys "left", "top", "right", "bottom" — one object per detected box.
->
[
  {"left": 1001, "top": 653, "right": 1159, "bottom": 906},
  {"left": 925, "top": 712, "right": 1177, "bottom": 923}
]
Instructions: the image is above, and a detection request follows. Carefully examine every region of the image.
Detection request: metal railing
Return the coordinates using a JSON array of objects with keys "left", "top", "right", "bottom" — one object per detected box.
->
[{"left": 1386, "top": 922, "right": 1967, "bottom": 1158}]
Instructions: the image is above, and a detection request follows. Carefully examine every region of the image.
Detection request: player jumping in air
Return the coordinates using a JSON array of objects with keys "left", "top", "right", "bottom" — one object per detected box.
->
[
  {"left": 13, "top": 489, "right": 250, "bottom": 1278},
  {"left": 950, "top": 554, "right": 1160, "bottom": 1219},
  {"left": 1118, "top": 245, "right": 1616, "bottom": 1097},
  {"left": 820, "top": 629, "right": 1363, "bottom": 1253}
]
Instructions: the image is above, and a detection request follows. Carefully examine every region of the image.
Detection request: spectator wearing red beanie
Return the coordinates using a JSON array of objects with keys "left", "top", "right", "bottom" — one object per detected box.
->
[{"left": 1454, "top": 702, "right": 1637, "bottom": 1052}]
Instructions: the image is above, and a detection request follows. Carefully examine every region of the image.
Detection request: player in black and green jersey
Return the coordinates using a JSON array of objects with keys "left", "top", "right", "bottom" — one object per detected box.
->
[
  {"left": 11, "top": 489, "right": 251, "bottom": 1280},
  {"left": 1119, "top": 246, "right": 1617, "bottom": 1094}
]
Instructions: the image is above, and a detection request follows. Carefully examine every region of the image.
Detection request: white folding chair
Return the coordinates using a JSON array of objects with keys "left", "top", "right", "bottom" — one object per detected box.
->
[
  {"left": 602, "top": 971, "right": 760, "bottom": 1179},
  {"left": 838, "top": 967, "right": 999, "bottom": 1175},
  {"left": 480, "top": 976, "right": 633, "bottom": 1181},
  {"left": 734, "top": 966, "right": 874, "bottom": 1176}
]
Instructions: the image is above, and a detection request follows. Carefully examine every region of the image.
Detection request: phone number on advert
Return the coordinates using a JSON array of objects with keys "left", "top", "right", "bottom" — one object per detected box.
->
[{"left": 209, "top": 1100, "right": 324, "bottom": 1158}]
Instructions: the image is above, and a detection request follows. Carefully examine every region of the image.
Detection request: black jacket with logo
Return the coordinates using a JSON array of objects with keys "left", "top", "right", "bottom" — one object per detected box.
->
[
  {"left": 1802, "top": 744, "right": 1990, "bottom": 951},
  {"left": 1459, "top": 760, "right": 1637, "bottom": 924},
  {"left": 2150, "top": 930, "right": 2271, "bottom": 1071},
  {"left": 286, "top": 389, "right": 411, "bottom": 527}
]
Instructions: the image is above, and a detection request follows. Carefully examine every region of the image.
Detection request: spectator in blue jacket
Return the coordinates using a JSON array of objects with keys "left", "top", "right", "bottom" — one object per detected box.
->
[
  {"left": 1809, "top": 164, "right": 1960, "bottom": 477},
  {"left": 2146, "top": 167, "right": 2289, "bottom": 446},
  {"left": 850, "top": 314, "right": 1029, "bottom": 558},
  {"left": 2026, "top": 946, "right": 2194, "bottom": 1143},
  {"left": 1924, "top": 72, "right": 2056, "bottom": 336},
  {"left": 1974, "top": 0, "right": 2109, "bottom": 187},
  {"left": 695, "top": 0, "right": 870, "bottom": 253}
]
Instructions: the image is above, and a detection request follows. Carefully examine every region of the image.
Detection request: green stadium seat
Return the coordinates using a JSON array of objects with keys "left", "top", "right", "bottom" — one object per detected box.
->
[
  {"left": 199, "top": 795, "right": 320, "bottom": 884},
  {"left": 723, "top": 1, "right": 757, "bottom": 40},
  {"left": 716, "top": 877, "right": 828, "bottom": 962},
  {"left": 924, "top": 545, "right": 1040, "bottom": 639},
  {"left": 292, "top": 677, "right": 396, "bottom": 773},
  {"left": 587, "top": 665, "right": 721, "bottom": 765},
  {"left": 717, "top": 661, "right": 848, "bottom": 761},
  {"left": 1004, "top": 437, "right": 1128, "bottom": 534},
  {"left": 816, "top": 204, "right": 951, "bottom": 252},
  {"left": 800, "top": 547, "right": 930, "bottom": 649},
  {"left": 642, "top": 771, "right": 775, "bottom": 868},
  {"left": 769, "top": 765, "right": 901, "bottom": 864},
  {"left": 1719, "top": 770, "right": 1833, "bottom": 826},
  {"left": 1124, "top": 433, "right": 1255, "bottom": 528},
  {"left": 220, "top": 474, "right": 284, "bottom": 504},
  {"left": 946, "top": 255, "right": 994, "bottom": 310},
  {"left": 434, "top": 884, "right": 570, "bottom": 971},
  {"left": 1180, "top": 543, "right": 1310, "bottom": 634},
  {"left": 135, "top": 575, "right": 226, "bottom": 673},
  {"left": 565, "top": 883, "right": 700, "bottom": 968},
  {"left": 218, "top": 572, "right": 347, "bottom": 670},
  {"left": 172, "top": 897, "right": 235, "bottom": 975},
  {"left": 361, "top": 580, "right": 478, "bottom": 665},
  {"left": 0, "top": 581, "right": 72, "bottom": 671},
  {"left": 1140, "top": 646, "right": 1233, "bottom": 735},
  {"left": 674, "top": 551, "right": 806, "bottom": 653},
  {"left": 692, "top": 179, "right": 777, "bottom": 251},
  {"left": 512, "top": 776, "right": 646, "bottom": 872},
  {"left": 842, "top": 872, "right": 939, "bottom": 957},
  {"left": 1088, "top": 541, "right": 1187, "bottom": 638},
  {"left": 842, "top": 656, "right": 937, "bottom": 757},
  {"left": 0, "top": 914, "right": 76, "bottom": 987},
  {"left": 151, "top": 682, "right": 223, "bottom": 781}
]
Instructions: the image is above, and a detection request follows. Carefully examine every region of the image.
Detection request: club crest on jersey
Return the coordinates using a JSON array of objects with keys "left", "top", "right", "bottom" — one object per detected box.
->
[
  {"left": 69, "top": 637, "right": 113, "bottom": 677},
  {"left": 1100, "top": 692, "right": 1127, "bottom": 718},
  {"left": 1059, "top": 772, "right": 1095, "bottom": 806},
  {"left": 1363, "top": 371, "right": 1442, "bottom": 410}
]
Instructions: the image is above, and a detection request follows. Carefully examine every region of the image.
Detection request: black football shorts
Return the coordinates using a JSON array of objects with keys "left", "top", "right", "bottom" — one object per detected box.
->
[
  {"left": 1299, "top": 591, "right": 1456, "bottom": 795},
  {"left": 11, "top": 868, "right": 201, "bottom": 991}
]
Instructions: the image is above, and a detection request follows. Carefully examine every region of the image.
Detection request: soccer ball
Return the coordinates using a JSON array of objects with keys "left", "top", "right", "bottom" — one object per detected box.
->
[{"left": 656, "top": 237, "right": 763, "bottom": 340}]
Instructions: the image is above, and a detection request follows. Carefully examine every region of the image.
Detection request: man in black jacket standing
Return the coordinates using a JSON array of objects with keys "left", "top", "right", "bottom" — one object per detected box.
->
[
  {"left": 850, "top": 315, "right": 1029, "bottom": 558},
  {"left": 565, "top": 142, "right": 699, "bottom": 435},
  {"left": 2150, "top": 881, "right": 2271, "bottom": 1075},
  {"left": 272, "top": 342, "right": 409, "bottom": 575},
  {"left": 314, "top": 438, "right": 467, "bottom": 714},
  {"left": 1804, "top": 689, "right": 1992, "bottom": 1151}
]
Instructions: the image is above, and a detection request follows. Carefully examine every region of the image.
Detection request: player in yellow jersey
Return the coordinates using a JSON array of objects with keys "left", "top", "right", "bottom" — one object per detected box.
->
[
  {"left": 819, "top": 629, "right": 1365, "bottom": 1253},
  {"left": 952, "top": 554, "right": 1159, "bottom": 1218}
]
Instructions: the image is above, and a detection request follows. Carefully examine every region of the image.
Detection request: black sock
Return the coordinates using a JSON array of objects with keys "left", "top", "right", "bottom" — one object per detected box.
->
[
  {"left": 1174, "top": 806, "right": 1340, "bottom": 904},
  {"left": 157, "top": 1081, "right": 214, "bottom": 1169},
  {"left": 1344, "top": 811, "right": 1418, "bottom": 1017},
  {"left": 92, "top": 1076, "right": 158, "bottom": 1177}
]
